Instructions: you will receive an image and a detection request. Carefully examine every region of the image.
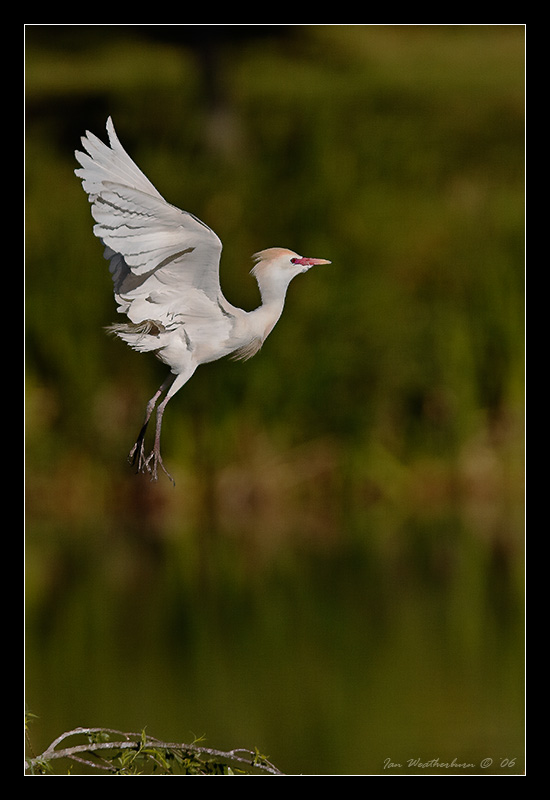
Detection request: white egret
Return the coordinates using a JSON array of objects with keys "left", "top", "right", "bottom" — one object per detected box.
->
[{"left": 75, "top": 118, "right": 330, "bottom": 483}]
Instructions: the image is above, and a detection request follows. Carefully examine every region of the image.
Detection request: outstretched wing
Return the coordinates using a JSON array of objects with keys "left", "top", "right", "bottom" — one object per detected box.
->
[{"left": 74, "top": 118, "right": 224, "bottom": 325}]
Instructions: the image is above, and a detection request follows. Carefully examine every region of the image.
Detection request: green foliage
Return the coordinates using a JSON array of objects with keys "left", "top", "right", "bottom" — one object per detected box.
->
[{"left": 25, "top": 25, "right": 524, "bottom": 469}]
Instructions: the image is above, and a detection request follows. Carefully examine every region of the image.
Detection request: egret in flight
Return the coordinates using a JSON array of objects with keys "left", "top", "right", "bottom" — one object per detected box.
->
[{"left": 75, "top": 118, "right": 330, "bottom": 483}]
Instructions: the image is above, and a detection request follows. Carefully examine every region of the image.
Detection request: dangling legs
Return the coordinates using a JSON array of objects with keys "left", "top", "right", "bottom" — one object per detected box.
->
[
  {"left": 144, "top": 392, "right": 176, "bottom": 484},
  {"left": 130, "top": 366, "right": 196, "bottom": 484},
  {"left": 128, "top": 374, "right": 175, "bottom": 474}
]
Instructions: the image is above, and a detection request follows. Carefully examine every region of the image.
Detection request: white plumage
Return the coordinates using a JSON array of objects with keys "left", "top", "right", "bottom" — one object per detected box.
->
[{"left": 75, "top": 118, "right": 330, "bottom": 483}]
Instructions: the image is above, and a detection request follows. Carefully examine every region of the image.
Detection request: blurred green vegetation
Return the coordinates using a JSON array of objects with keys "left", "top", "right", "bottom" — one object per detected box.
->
[{"left": 25, "top": 25, "right": 524, "bottom": 775}]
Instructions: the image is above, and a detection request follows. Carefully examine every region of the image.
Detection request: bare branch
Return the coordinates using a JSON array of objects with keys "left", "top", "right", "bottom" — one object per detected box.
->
[{"left": 26, "top": 727, "right": 284, "bottom": 775}]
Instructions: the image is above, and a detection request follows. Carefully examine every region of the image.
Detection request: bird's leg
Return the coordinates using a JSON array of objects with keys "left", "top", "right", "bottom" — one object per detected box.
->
[
  {"left": 130, "top": 366, "right": 195, "bottom": 484},
  {"left": 140, "top": 366, "right": 196, "bottom": 484},
  {"left": 128, "top": 375, "right": 175, "bottom": 473},
  {"left": 144, "top": 395, "right": 174, "bottom": 484}
]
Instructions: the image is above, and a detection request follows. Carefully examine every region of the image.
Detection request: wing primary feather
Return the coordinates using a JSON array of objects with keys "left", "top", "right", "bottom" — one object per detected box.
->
[{"left": 75, "top": 117, "right": 228, "bottom": 343}]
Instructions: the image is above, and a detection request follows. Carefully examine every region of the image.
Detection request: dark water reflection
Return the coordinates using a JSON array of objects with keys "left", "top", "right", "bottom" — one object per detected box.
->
[{"left": 25, "top": 481, "right": 524, "bottom": 775}]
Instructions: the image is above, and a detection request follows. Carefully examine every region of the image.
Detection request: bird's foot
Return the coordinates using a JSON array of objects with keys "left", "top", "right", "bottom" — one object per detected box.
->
[
  {"left": 128, "top": 439, "right": 147, "bottom": 472},
  {"left": 128, "top": 441, "right": 175, "bottom": 485},
  {"left": 145, "top": 449, "right": 175, "bottom": 485}
]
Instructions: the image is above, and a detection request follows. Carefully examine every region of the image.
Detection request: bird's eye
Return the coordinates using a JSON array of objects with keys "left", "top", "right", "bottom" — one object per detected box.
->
[{"left": 290, "top": 258, "right": 298, "bottom": 264}]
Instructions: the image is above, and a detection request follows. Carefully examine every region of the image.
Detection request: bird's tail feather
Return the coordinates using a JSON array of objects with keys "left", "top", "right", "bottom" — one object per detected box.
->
[{"left": 105, "top": 320, "right": 166, "bottom": 352}]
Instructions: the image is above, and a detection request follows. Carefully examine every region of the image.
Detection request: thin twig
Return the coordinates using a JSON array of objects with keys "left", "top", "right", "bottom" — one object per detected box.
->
[{"left": 26, "top": 727, "right": 284, "bottom": 775}]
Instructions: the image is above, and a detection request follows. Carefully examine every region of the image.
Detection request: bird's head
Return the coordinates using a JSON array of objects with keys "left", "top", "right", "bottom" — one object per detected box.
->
[{"left": 251, "top": 248, "right": 331, "bottom": 286}]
